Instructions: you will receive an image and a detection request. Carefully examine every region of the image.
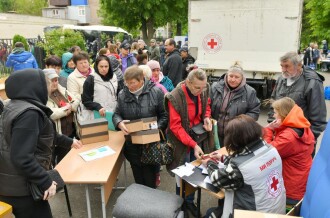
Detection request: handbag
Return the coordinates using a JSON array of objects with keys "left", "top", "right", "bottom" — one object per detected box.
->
[
  {"left": 28, "top": 169, "right": 65, "bottom": 201},
  {"left": 190, "top": 123, "right": 208, "bottom": 144},
  {"left": 141, "top": 130, "right": 174, "bottom": 165}
]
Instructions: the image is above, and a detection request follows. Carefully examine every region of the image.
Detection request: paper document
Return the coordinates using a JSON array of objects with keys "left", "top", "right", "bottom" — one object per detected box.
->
[
  {"left": 204, "top": 176, "right": 212, "bottom": 184},
  {"left": 79, "top": 146, "right": 115, "bottom": 161}
]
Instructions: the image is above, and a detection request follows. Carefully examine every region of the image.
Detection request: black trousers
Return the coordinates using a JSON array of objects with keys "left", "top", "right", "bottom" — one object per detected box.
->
[
  {"left": 130, "top": 163, "right": 157, "bottom": 189},
  {"left": 0, "top": 195, "right": 52, "bottom": 218}
]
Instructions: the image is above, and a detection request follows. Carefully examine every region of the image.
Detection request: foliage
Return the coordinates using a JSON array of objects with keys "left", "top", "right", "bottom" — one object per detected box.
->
[
  {"left": 0, "top": 0, "right": 46, "bottom": 16},
  {"left": 0, "top": 65, "right": 12, "bottom": 78},
  {"left": 300, "top": 0, "right": 330, "bottom": 49},
  {"left": 38, "top": 29, "right": 86, "bottom": 58},
  {"left": 0, "top": 0, "right": 14, "bottom": 12},
  {"left": 99, "top": 0, "right": 188, "bottom": 42},
  {"left": 13, "top": 34, "right": 29, "bottom": 51}
]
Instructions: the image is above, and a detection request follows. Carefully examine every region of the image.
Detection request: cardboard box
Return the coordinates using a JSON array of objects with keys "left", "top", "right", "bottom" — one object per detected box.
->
[
  {"left": 131, "top": 129, "right": 160, "bottom": 144},
  {"left": 125, "top": 117, "right": 158, "bottom": 133},
  {"left": 234, "top": 209, "right": 301, "bottom": 218},
  {"left": 80, "top": 131, "right": 109, "bottom": 144},
  {"left": 78, "top": 118, "right": 108, "bottom": 136}
]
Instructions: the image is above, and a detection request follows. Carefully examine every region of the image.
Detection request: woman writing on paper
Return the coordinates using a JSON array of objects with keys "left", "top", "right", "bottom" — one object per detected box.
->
[
  {"left": 112, "top": 65, "right": 167, "bottom": 189},
  {"left": 82, "top": 55, "right": 118, "bottom": 117},
  {"left": 203, "top": 115, "right": 286, "bottom": 218}
]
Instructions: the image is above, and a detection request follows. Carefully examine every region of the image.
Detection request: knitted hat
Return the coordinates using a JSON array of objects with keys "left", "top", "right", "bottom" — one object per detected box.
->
[
  {"left": 147, "top": 60, "right": 160, "bottom": 70},
  {"left": 43, "top": 68, "right": 59, "bottom": 80}
]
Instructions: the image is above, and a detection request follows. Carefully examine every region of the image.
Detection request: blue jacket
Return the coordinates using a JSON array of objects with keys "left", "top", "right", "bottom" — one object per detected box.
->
[{"left": 6, "top": 51, "right": 38, "bottom": 71}]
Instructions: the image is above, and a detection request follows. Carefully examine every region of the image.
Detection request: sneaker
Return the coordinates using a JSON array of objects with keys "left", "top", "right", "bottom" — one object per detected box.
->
[
  {"left": 185, "top": 202, "right": 201, "bottom": 218},
  {"left": 155, "top": 173, "right": 161, "bottom": 187}
]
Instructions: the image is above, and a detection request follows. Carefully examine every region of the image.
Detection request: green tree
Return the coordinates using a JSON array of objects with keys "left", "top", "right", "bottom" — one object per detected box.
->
[
  {"left": 99, "top": 0, "right": 188, "bottom": 42},
  {"left": 301, "top": 0, "right": 330, "bottom": 49},
  {"left": 38, "top": 29, "right": 86, "bottom": 58},
  {"left": 0, "top": 0, "right": 14, "bottom": 12},
  {"left": 13, "top": 34, "right": 29, "bottom": 51},
  {"left": 14, "top": 0, "right": 47, "bottom": 16}
]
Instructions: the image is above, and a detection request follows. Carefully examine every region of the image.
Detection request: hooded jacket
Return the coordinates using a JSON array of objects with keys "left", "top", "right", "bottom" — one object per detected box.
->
[
  {"left": 60, "top": 52, "right": 74, "bottom": 78},
  {"left": 120, "top": 53, "right": 137, "bottom": 74},
  {"left": 264, "top": 104, "right": 315, "bottom": 200},
  {"left": 6, "top": 50, "right": 38, "bottom": 71},
  {"left": 0, "top": 69, "right": 72, "bottom": 196},
  {"left": 162, "top": 49, "right": 183, "bottom": 87},
  {"left": 211, "top": 74, "right": 260, "bottom": 144}
]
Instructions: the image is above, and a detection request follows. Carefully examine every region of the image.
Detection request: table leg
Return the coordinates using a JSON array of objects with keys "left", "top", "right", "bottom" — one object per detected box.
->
[
  {"left": 197, "top": 188, "right": 201, "bottom": 218},
  {"left": 123, "top": 158, "right": 127, "bottom": 188},
  {"left": 85, "top": 185, "right": 92, "bottom": 218},
  {"left": 64, "top": 185, "right": 72, "bottom": 217},
  {"left": 181, "top": 179, "right": 186, "bottom": 216},
  {"left": 101, "top": 185, "right": 106, "bottom": 218}
]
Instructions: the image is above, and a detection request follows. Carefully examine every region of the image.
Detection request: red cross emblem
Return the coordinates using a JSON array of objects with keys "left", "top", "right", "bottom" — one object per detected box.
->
[
  {"left": 271, "top": 177, "right": 279, "bottom": 191},
  {"left": 207, "top": 39, "right": 218, "bottom": 49},
  {"left": 203, "top": 33, "right": 222, "bottom": 54},
  {"left": 267, "top": 170, "right": 282, "bottom": 198}
]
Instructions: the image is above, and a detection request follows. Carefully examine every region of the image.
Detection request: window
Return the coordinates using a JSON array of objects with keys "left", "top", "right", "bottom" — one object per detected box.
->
[
  {"left": 53, "top": 9, "right": 59, "bottom": 16},
  {"left": 78, "top": 7, "right": 85, "bottom": 16}
]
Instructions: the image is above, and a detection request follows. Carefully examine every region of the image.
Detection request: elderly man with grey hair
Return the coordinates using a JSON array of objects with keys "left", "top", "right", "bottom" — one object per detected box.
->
[{"left": 268, "top": 51, "right": 327, "bottom": 156}]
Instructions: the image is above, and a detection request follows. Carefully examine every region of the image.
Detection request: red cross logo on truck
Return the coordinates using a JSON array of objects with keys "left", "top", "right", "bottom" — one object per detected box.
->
[
  {"left": 207, "top": 39, "right": 218, "bottom": 49},
  {"left": 203, "top": 33, "right": 222, "bottom": 54}
]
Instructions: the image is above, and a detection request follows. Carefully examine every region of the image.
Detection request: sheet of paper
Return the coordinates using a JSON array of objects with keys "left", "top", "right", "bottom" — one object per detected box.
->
[
  {"left": 172, "top": 165, "right": 194, "bottom": 178},
  {"left": 79, "top": 146, "right": 115, "bottom": 162},
  {"left": 198, "top": 164, "right": 209, "bottom": 175}
]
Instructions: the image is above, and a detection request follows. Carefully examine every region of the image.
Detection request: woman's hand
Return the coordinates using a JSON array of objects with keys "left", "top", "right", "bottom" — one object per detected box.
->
[
  {"left": 118, "top": 120, "right": 130, "bottom": 135},
  {"left": 193, "top": 145, "right": 204, "bottom": 159},
  {"left": 99, "top": 108, "right": 106, "bottom": 116},
  {"left": 203, "top": 117, "right": 212, "bottom": 132},
  {"left": 266, "top": 119, "right": 281, "bottom": 130},
  {"left": 43, "top": 181, "right": 57, "bottom": 201},
  {"left": 71, "top": 138, "right": 83, "bottom": 149}
]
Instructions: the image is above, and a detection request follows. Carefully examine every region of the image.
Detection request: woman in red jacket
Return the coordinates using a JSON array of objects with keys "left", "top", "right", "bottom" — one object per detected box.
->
[{"left": 264, "top": 97, "right": 315, "bottom": 206}]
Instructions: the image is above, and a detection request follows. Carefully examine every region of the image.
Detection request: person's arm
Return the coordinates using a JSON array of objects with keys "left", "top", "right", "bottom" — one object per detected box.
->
[
  {"left": 207, "top": 159, "right": 244, "bottom": 190},
  {"left": 264, "top": 128, "right": 296, "bottom": 159},
  {"left": 5, "top": 55, "right": 12, "bottom": 68},
  {"left": 205, "top": 97, "right": 211, "bottom": 118},
  {"left": 112, "top": 94, "right": 124, "bottom": 130},
  {"left": 306, "top": 80, "right": 327, "bottom": 139},
  {"left": 246, "top": 89, "right": 261, "bottom": 120},
  {"left": 81, "top": 76, "right": 103, "bottom": 111},
  {"left": 54, "top": 132, "right": 73, "bottom": 149},
  {"left": 10, "top": 110, "right": 52, "bottom": 192},
  {"left": 155, "top": 88, "right": 168, "bottom": 131},
  {"left": 168, "top": 101, "right": 196, "bottom": 148}
]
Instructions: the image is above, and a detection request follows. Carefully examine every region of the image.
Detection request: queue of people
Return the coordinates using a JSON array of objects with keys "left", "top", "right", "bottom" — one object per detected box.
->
[{"left": 0, "top": 38, "right": 327, "bottom": 218}]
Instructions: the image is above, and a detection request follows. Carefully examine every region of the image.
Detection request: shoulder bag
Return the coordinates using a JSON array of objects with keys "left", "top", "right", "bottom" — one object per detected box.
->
[{"left": 141, "top": 130, "right": 174, "bottom": 165}]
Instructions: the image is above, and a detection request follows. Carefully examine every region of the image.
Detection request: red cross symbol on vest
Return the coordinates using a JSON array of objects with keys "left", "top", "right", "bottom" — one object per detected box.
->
[{"left": 271, "top": 176, "right": 279, "bottom": 191}]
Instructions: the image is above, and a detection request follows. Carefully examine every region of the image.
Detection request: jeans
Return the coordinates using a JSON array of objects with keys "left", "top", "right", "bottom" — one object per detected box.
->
[{"left": 176, "top": 149, "right": 196, "bottom": 203}]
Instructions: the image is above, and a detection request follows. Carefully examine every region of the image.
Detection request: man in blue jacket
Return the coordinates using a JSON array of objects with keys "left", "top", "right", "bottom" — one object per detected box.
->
[{"left": 6, "top": 42, "right": 38, "bottom": 71}]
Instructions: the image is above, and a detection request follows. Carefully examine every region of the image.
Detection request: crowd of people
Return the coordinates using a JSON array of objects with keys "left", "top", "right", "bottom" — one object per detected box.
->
[{"left": 0, "top": 37, "right": 327, "bottom": 218}]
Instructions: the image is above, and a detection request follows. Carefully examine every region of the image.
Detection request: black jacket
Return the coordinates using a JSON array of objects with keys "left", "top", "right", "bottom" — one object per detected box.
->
[
  {"left": 162, "top": 49, "right": 183, "bottom": 87},
  {"left": 0, "top": 69, "right": 72, "bottom": 197},
  {"left": 182, "top": 54, "right": 195, "bottom": 80},
  {"left": 112, "top": 79, "right": 168, "bottom": 165}
]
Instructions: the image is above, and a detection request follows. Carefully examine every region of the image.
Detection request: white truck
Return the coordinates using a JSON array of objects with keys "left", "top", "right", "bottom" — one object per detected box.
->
[{"left": 188, "top": 0, "right": 304, "bottom": 98}]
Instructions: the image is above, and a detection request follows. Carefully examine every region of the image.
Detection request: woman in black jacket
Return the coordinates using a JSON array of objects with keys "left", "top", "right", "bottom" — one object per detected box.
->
[
  {"left": 0, "top": 69, "right": 82, "bottom": 218},
  {"left": 112, "top": 65, "right": 168, "bottom": 188}
]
